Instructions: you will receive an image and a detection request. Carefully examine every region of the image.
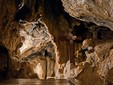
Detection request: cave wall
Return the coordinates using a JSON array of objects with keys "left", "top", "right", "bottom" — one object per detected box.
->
[
  {"left": 1, "top": 1, "right": 113, "bottom": 84},
  {"left": 61, "top": 0, "right": 113, "bottom": 30},
  {"left": 0, "top": 0, "right": 74, "bottom": 79},
  {"left": 0, "top": 0, "right": 73, "bottom": 63}
]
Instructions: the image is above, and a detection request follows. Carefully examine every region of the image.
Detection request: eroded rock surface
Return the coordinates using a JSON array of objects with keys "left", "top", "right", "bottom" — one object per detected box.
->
[
  {"left": 61, "top": 0, "right": 113, "bottom": 30},
  {"left": 68, "top": 40, "right": 113, "bottom": 85},
  {"left": 1, "top": 0, "right": 113, "bottom": 85},
  {"left": 13, "top": 19, "right": 57, "bottom": 79}
]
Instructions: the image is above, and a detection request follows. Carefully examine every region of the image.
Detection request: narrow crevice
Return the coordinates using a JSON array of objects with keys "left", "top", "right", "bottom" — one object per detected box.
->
[
  {"left": 0, "top": 45, "right": 9, "bottom": 79},
  {"left": 34, "top": 0, "right": 42, "bottom": 12}
]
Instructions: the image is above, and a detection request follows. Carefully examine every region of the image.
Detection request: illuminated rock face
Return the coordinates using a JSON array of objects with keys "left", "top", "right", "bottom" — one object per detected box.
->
[
  {"left": 17, "top": 19, "right": 57, "bottom": 79},
  {"left": 0, "top": 0, "right": 68, "bottom": 79},
  {"left": 67, "top": 39, "right": 113, "bottom": 85},
  {"left": 19, "top": 19, "right": 52, "bottom": 58},
  {"left": 1, "top": 0, "right": 113, "bottom": 84},
  {"left": 61, "top": 0, "right": 113, "bottom": 30}
]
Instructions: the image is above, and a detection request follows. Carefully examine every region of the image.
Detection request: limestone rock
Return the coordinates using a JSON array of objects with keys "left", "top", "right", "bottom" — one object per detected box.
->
[
  {"left": 61, "top": 0, "right": 113, "bottom": 30},
  {"left": 69, "top": 40, "right": 113, "bottom": 85},
  {"left": 17, "top": 19, "right": 57, "bottom": 79}
]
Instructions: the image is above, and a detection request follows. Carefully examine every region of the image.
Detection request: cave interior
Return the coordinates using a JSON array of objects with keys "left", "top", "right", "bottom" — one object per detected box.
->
[{"left": 0, "top": 0, "right": 113, "bottom": 85}]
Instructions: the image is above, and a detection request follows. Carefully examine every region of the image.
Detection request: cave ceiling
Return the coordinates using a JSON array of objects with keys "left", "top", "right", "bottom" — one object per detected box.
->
[{"left": 61, "top": 0, "right": 113, "bottom": 30}]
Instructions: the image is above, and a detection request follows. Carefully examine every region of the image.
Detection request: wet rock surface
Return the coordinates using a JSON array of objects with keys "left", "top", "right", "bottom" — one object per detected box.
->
[{"left": 0, "top": 79, "right": 75, "bottom": 85}]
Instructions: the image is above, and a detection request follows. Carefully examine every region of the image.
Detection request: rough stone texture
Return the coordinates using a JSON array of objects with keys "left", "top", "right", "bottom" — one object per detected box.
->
[
  {"left": 19, "top": 20, "right": 56, "bottom": 79},
  {"left": 61, "top": 0, "right": 113, "bottom": 30},
  {"left": 0, "top": 0, "right": 61, "bottom": 79},
  {"left": 68, "top": 40, "right": 113, "bottom": 85},
  {"left": 19, "top": 20, "right": 53, "bottom": 58},
  {"left": 1, "top": 0, "right": 113, "bottom": 85}
]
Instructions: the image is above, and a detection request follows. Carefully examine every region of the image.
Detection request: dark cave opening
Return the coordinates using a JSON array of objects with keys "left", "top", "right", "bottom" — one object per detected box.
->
[
  {"left": 0, "top": 45, "right": 9, "bottom": 79},
  {"left": 95, "top": 26, "right": 113, "bottom": 40},
  {"left": 15, "top": 0, "right": 21, "bottom": 6},
  {"left": 73, "top": 23, "right": 88, "bottom": 42},
  {"left": 44, "top": 0, "right": 64, "bottom": 17},
  {"left": 72, "top": 21, "right": 113, "bottom": 42},
  {"left": 34, "top": 0, "right": 43, "bottom": 12},
  {"left": 14, "top": 5, "right": 31, "bottom": 21}
]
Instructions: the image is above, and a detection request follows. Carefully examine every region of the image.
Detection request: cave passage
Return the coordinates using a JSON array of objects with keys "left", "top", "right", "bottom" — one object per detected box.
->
[
  {"left": 0, "top": 45, "right": 9, "bottom": 79},
  {"left": 1, "top": 1, "right": 113, "bottom": 85}
]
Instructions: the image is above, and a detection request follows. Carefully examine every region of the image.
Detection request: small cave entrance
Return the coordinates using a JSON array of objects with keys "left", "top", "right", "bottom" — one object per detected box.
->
[
  {"left": 0, "top": 44, "right": 9, "bottom": 79},
  {"left": 94, "top": 26, "right": 113, "bottom": 40}
]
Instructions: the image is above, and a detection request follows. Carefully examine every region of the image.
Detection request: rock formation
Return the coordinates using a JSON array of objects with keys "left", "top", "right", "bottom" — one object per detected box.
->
[
  {"left": 61, "top": 0, "right": 113, "bottom": 30},
  {"left": 0, "top": 0, "right": 113, "bottom": 85}
]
